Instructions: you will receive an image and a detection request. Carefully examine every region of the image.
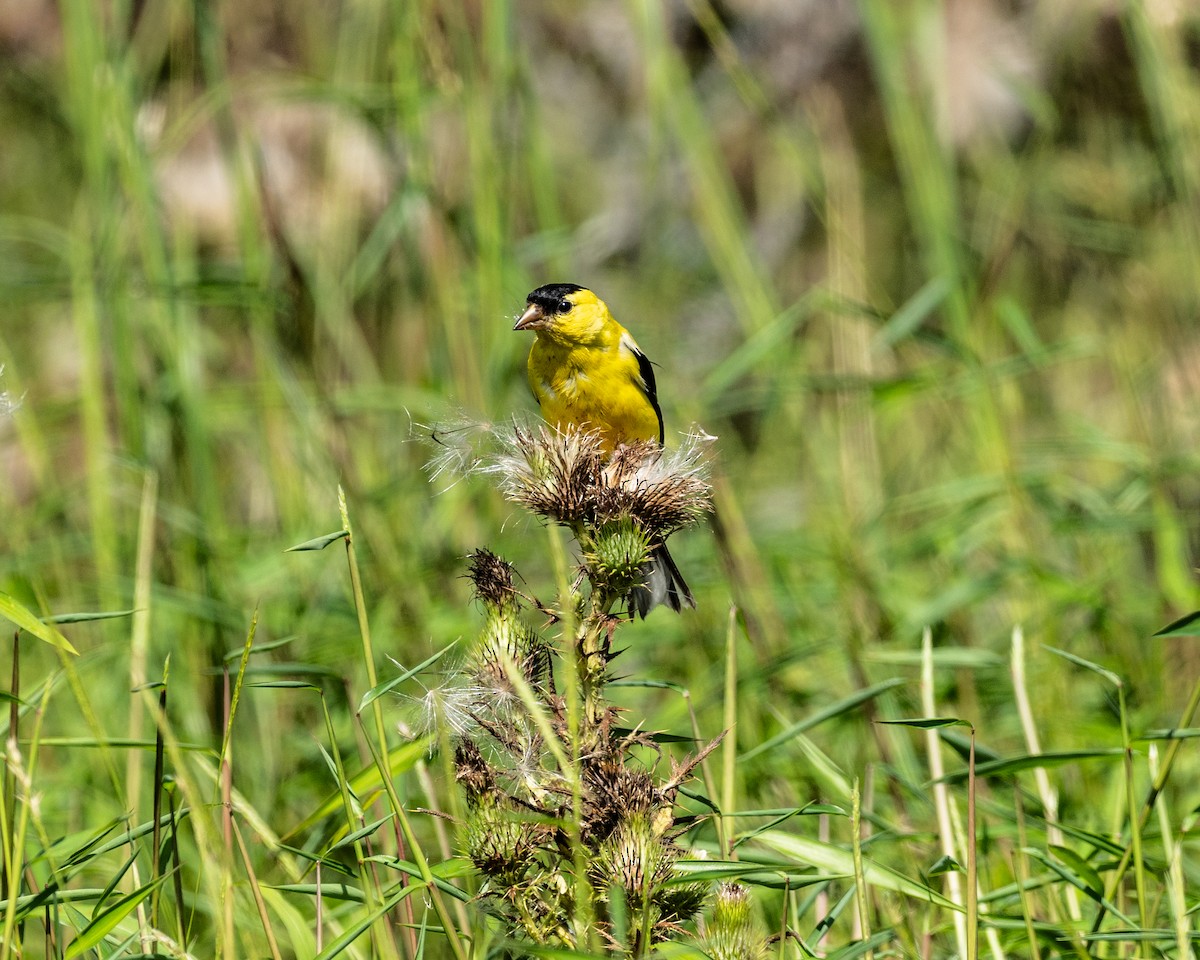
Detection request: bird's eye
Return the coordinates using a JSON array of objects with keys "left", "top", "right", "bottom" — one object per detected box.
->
[{"left": 558, "top": 299, "right": 573, "bottom": 314}]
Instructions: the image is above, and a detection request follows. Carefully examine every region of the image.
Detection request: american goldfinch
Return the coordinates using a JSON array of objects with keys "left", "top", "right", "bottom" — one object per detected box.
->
[{"left": 513, "top": 282, "right": 695, "bottom": 616}]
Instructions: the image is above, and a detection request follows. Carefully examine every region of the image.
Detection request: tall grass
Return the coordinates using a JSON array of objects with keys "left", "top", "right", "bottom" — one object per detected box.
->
[{"left": 2, "top": 0, "right": 1200, "bottom": 956}]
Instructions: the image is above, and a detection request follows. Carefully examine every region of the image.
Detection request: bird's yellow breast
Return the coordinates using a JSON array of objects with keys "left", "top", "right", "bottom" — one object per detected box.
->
[{"left": 527, "top": 336, "right": 660, "bottom": 453}]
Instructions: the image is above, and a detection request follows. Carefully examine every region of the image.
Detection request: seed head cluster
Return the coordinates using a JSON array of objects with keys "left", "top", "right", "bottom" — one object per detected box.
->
[{"left": 488, "top": 425, "right": 713, "bottom": 540}]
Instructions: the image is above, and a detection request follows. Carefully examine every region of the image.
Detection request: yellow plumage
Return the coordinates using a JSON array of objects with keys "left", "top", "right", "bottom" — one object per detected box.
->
[
  {"left": 518, "top": 287, "right": 661, "bottom": 451},
  {"left": 514, "top": 283, "right": 694, "bottom": 615}
]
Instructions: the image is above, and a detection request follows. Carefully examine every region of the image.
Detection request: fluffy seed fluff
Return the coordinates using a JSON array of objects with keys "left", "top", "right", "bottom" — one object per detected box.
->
[
  {"left": 422, "top": 415, "right": 497, "bottom": 486},
  {"left": 408, "top": 671, "right": 486, "bottom": 741},
  {"left": 486, "top": 425, "right": 713, "bottom": 538},
  {"left": 0, "top": 366, "right": 20, "bottom": 420}
]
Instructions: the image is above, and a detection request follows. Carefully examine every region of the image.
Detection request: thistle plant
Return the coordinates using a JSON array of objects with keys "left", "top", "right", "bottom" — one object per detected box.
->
[{"left": 430, "top": 424, "right": 725, "bottom": 952}]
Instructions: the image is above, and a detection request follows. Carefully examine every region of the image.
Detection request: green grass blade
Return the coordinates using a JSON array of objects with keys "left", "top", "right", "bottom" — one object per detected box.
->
[
  {"left": 752, "top": 831, "right": 961, "bottom": 911},
  {"left": 64, "top": 875, "right": 166, "bottom": 958},
  {"left": 0, "top": 593, "right": 77, "bottom": 654}
]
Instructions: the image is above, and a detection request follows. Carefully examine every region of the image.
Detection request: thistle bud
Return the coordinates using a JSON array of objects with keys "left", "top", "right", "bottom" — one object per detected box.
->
[
  {"left": 472, "top": 613, "right": 551, "bottom": 693},
  {"left": 703, "top": 883, "right": 767, "bottom": 960},
  {"left": 659, "top": 881, "right": 708, "bottom": 925},
  {"left": 590, "top": 813, "right": 673, "bottom": 908},
  {"left": 583, "top": 519, "right": 652, "bottom": 597},
  {"left": 464, "top": 803, "right": 537, "bottom": 885}
]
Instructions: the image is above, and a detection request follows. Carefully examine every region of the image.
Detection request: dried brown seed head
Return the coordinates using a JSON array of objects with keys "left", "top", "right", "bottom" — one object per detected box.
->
[
  {"left": 455, "top": 738, "right": 497, "bottom": 806},
  {"left": 466, "top": 548, "right": 519, "bottom": 610}
]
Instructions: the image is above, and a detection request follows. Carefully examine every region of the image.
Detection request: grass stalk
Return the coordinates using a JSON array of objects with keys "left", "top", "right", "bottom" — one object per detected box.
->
[
  {"left": 921, "top": 628, "right": 967, "bottom": 958},
  {"left": 168, "top": 763, "right": 186, "bottom": 950},
  {"left": 317, "top": 694, "right": 400, "bottom": 960},
  {"left": 356, "top": 716, "right": 468, "bottom": 960},
  {"left": 139, "top": 675, "right": 231, "bottom": 951},
  {"left": 1116, "top": 683, "right": 1147, "bottom": 932},
  {"left": 127, "top": 470, "right": 158, "bottom": 952},
  {"left": 1095, "top": 670, "right": 1200, "bottom": 932},
  {"left": 721, "top": 605, "right": 739, "bottom": 859},
  {"left": 1010, "top": 788, "right": 1043, "bottom": 960},
  {"left": 1, "top": 632, "right": 16, "bottom": 905},
  {"left": 337, "top": 487, "right": 418, "bottom": 955},
  {"left": 315, "top": 860, "right": 323, "bottom": 954},
  {"left": 232, "top": 818, "right": 283, "bottom": 960},
  {"left": 966, "top": 727, "right": 977, "bottom": 960},
  {"left": 850, "top": 780, "right": 871, "bottom": 956},
  {"left": 0, "top": 662, "right": 52, "bottom": 960},
  {"left": 1149, "top": 745, "right": 1190, "bottom": 959},
  {"left": 1010, "top": 626, "right": 1082, "bottom": 926},
  {"left": 150, "top": 662, "right": 169, "bottom": 934},
  {"left": 339, "top": 487, "right": 396, "bottom": 791},
  {"left": 221, "top": 664, "right": 235, "bottom": 954}
]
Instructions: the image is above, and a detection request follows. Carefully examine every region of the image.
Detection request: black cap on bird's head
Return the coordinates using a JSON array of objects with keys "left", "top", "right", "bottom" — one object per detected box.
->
[{"left": 514, "top": 282, "right": 586, "bottom": 331}]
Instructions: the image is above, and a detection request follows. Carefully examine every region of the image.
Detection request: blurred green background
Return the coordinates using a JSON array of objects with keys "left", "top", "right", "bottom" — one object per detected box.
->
[{"left": 2, "top": 0, "right": 1200, "bottom": 955}]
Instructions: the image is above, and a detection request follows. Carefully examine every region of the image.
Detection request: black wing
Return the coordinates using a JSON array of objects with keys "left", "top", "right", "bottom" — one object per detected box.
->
[{"left": 630, "top": 341, "right": 665, "bottom": 445}]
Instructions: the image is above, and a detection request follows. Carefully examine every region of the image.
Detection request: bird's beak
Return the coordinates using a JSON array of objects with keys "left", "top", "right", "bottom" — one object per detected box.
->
[{"left": 513, "top": 303, "right": 546, "bottom": 331}]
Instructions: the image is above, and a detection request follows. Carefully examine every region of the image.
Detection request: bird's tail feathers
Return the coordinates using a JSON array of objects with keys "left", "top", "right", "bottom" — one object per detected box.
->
[{"left": 631, "top": 543, "right": 695, "bottom": 619}]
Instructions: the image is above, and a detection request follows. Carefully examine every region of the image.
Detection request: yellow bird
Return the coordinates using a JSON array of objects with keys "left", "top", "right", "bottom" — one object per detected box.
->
[{"left": 513, "top": 282, "right": 695, "bottom": 616}]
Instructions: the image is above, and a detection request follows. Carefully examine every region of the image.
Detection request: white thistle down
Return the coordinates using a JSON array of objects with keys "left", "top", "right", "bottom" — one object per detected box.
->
[{"left": 0, "top": 365, "right": 21, "bottom": 420}]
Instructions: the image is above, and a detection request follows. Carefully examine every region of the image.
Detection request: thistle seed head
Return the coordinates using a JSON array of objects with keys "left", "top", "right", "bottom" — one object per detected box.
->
[
  {"left": 486, "top": 425, "right": 713, "bottom": 538},
  {"left": 488, "top": 425, "right": 605, "bottom": 523},
  {"left": 594, "top": 435, "right": 713, "bottom": 538},
  {"left": 455, "top": 738, "right": 497, "bottom": 807},
  {"left": 584, "top": 757, "right": 659, "bottom": 840},
  {"left": 466, "top": 548, "right": 520, "bottom": 610}
]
